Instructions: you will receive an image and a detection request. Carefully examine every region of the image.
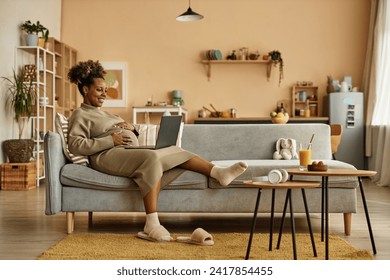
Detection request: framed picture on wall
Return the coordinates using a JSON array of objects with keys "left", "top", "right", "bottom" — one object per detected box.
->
[{"left": 101, "top": 62, "right": 127, "bottom": 107}]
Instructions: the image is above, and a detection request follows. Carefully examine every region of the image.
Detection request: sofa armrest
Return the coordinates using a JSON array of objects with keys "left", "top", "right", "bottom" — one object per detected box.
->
[{"left": 44, "top": 131, "right": 67, "bottom": 215}]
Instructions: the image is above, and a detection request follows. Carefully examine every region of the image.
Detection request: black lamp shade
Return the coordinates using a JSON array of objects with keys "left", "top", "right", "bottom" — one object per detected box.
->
[{"left": 176, "top": 6, "right": 204, "bottom": 22}]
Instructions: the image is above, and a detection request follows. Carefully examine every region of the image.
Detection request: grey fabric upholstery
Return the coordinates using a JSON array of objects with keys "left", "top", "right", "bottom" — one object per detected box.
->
[
  {"left": 44, "top": 132, "right": 66, "bottom": 215},
  {"left": 44, "top": 123, "right": 357, "bottom": 221},
  {"left": 180, "top": 124, "right": 332, "bottom": 161}
]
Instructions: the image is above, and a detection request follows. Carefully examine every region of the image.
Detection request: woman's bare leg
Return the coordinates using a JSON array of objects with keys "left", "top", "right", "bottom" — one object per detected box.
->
[
  {"left": 179, "top": 156, "right": 214, "bottom": 176},
  {"left": 143, "top": 179, "right": 161, "bottom": 214}
]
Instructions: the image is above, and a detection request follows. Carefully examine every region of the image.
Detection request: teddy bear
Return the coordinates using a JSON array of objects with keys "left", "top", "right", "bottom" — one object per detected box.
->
[{"left": 273, "top": 138, "right": 298, "bottom": 160}]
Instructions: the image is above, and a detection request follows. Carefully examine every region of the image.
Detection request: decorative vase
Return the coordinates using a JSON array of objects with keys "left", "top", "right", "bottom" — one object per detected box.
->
[
  {"left": 3, "top": 139, "right": 34, "bottom": 163},
  {"left": 25, "top": 34, "right": 38, "bottom": 46}
]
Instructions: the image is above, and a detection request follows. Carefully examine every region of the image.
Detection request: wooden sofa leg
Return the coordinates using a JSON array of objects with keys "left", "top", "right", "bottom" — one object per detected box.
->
[
  {"left": 88, "top": 212, "right": 93, "bottom": 228},
  {"left": 343, "top": 213, "right": 352, "bottom": 236},
  {"left": 66, "top": 211, "right": 75, "bottom": 234}
]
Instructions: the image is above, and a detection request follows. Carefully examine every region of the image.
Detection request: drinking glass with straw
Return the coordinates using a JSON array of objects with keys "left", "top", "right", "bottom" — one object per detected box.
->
[{"left": 299, "top": 134, "right": 315, "bottom": 170}]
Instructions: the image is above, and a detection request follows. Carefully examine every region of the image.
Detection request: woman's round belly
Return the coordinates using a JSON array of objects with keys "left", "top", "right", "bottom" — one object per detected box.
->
[{"left": 119, "top": 129, "right": 139, "bottom": 147}]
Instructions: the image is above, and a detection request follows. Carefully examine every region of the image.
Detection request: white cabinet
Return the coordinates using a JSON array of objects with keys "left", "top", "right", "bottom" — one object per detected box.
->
[{"left": 15, "top": 46, "right": 55, "bottom": 185}]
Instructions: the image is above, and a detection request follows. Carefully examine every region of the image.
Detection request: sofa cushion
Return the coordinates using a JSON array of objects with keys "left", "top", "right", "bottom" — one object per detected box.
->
[
  {"left": 209, "top": 159, "right": 358, "bottom": 189},
  {"left": 61, "top": 164, "right": 137, "bottom": 191},
  {"left": 60, "top": 164, "right": 207, "bottom": 191}
]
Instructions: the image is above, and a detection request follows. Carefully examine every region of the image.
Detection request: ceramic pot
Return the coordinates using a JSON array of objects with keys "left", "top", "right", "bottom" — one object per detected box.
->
[{"left": 25, "top": 34, "right": 38, "bottom": 46}]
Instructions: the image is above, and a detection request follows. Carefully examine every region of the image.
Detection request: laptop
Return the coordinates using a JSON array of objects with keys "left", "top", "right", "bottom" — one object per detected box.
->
[{"left": 125, "top": 115, "right": 182, "bottom": 150}]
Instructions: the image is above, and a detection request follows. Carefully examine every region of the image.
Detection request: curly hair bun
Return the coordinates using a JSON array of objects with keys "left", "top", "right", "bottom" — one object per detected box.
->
[{"left": 68, "top": 60, "right": 106, "bottom": 85}]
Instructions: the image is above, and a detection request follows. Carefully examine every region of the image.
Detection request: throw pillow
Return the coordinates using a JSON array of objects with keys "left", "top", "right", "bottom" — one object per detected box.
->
[
  {"left": 55, "top": 113, "right": 90, "bottom": 166},
  {"left": 135, "top": 124, "right": 159, "bottom": 147},
  {"left": 135, "top": 122, "right": 184, "bottom": 147}
]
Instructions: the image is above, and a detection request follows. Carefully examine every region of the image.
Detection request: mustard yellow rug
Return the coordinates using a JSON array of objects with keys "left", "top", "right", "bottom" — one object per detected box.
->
[{"left": 38, "top": 232, "right": 373, "bottom": 260}]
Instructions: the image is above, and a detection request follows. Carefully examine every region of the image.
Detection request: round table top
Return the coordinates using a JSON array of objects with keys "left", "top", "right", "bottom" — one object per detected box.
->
[
  {"left": 243, "top": 180, "right": 320, "bottom": 189},
  {"left": 285, "top": 168, "right": 377, "bottom": 177}
]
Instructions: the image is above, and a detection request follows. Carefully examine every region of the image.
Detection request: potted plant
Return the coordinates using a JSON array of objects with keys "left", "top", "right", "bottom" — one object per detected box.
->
[
  {"left": 38, "top": 28, "right": 50, "bottom": 49},
  {"left": 20, "top": 20, "right": 47, "bottom": 47},
  {"left": 268, "top": 50, "right": 284, "bottom": 86},
  {"left": 1, "top": 69, "right": 36, "bottom": 163},
  {"left": 42, "top": 29, "right": 50, "bottom": 49}
]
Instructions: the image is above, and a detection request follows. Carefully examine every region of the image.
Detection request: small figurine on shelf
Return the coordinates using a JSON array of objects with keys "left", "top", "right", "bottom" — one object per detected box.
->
[
  {"left": 269, "top": 50, "right": 284, "bottom": 86},
  {"left": 146, "top": 97, "right": 153, "bottom": 106},
  {"left": 226, "top": 50, "right": 237, "bottom": 60}
]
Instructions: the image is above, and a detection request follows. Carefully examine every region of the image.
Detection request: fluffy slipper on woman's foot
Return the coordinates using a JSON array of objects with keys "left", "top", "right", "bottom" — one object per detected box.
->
[
  {"left": 137, "top": 225, "right": 173, "bottom": 242},
  {"left": 176, "top": 228, "right": 214, "bottom": 246}
]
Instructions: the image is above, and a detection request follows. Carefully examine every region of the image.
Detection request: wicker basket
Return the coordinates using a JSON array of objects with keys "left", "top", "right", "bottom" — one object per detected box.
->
[{"left": 0, "top": 162, "right": 36, "bottom": 190}]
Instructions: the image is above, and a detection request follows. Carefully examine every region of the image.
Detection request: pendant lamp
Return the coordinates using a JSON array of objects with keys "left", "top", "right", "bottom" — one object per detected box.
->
[{"left": 176, "top": 0, "right": 204, "bottom": 22}]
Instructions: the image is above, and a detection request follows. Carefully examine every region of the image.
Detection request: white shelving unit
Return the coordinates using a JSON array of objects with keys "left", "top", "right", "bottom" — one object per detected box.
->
[{"left": 15, "top": 46, "right": 55, "bottom": 185}]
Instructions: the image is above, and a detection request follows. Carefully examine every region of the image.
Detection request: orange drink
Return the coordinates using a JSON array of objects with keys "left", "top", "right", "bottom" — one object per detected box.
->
[{"left": 299, "top": 143, "right": 312, "bottom": 170}]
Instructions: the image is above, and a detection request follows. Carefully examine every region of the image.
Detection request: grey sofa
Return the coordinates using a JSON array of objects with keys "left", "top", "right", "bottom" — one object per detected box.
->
[{"left": 44, "top": 123, "right": 358, "bottom": 234}]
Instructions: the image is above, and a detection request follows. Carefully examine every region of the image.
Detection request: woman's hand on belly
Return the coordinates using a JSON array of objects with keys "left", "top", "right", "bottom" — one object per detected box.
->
[{"left": 111, "top": 131, "right": 133, "bottom": 146}]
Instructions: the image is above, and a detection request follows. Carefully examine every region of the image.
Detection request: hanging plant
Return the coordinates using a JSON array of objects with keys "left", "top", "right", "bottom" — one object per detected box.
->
[{"left": 268, "top": 50, "right": 284, "bottom": 86}]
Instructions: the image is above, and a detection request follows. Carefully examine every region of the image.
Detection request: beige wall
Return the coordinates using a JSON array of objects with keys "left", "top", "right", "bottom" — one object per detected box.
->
[{"left": 61, "top": 0, "right": 370, "bottom": 123}]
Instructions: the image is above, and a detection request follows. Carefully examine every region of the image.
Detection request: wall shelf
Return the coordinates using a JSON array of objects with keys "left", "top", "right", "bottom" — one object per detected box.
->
[
  {"left": 201, "top": 59, "right": 272, "bottom": 81},
  {"left": 291, "top": 85, "right": 322, "bottom": 117}
]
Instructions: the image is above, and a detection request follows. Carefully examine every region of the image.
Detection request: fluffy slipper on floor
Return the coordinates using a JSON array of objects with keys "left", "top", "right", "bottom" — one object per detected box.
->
[
  {"left": 176, "top": 228, "right": 214, "bottom": 246},
  {"left": 137, "top": 225, "right": 173, "bottom": 242}
]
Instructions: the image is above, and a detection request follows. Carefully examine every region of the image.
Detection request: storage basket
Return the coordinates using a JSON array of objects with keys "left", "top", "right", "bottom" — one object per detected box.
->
[{"left": 0, "top": 162, "right": 36, "bottom": 190}]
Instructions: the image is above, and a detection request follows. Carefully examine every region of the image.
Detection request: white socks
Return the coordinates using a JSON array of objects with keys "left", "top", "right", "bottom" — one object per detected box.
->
[
  {"left": 210, "top": 161, "right": 248, "bottom": 186},
  {"left": 143, "top": 212, "right": 171, "bottom": 242},
  {"left": 144, "top": 212, "right": 160, "bottom": 234}
]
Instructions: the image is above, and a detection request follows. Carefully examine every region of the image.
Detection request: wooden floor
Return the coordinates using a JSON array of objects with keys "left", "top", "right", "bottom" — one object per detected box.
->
[{"left": 0, "top": 178, "right": 389, "bottom": 260}]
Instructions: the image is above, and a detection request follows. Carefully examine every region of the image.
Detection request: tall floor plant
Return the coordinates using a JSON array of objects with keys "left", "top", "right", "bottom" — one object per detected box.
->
[
  {"left": 2, "top": 69, "right": 36, "bottom": 139},
  {"left": 1, "top": 69, "right": 36, "bottom": 162}
]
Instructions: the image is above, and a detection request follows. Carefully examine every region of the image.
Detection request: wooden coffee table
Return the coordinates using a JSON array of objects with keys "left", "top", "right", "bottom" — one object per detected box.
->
[
  {"left": 243, "top": 180, "right": 320, "bottom": 260},
  {"left": 285, "top": 168, "right": 377, "bottom": 260}
]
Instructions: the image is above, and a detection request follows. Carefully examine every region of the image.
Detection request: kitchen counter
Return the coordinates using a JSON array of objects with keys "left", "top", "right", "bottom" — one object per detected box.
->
[{"left": 193, "top": 117, "right": 329, "bottom": 124}]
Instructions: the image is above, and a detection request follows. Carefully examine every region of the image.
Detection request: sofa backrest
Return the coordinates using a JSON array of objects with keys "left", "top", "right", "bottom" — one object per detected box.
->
[{"left": 181, "top": 124, "right": 332, "bottom": 161}]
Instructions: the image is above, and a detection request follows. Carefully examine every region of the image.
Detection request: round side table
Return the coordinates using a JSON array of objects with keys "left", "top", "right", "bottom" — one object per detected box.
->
[
  {"left": 286, "top": 168, "right": 377, "bottom": 260},
  {"left": 243, "top": 180, "right": 320, "bottom": 260}
]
